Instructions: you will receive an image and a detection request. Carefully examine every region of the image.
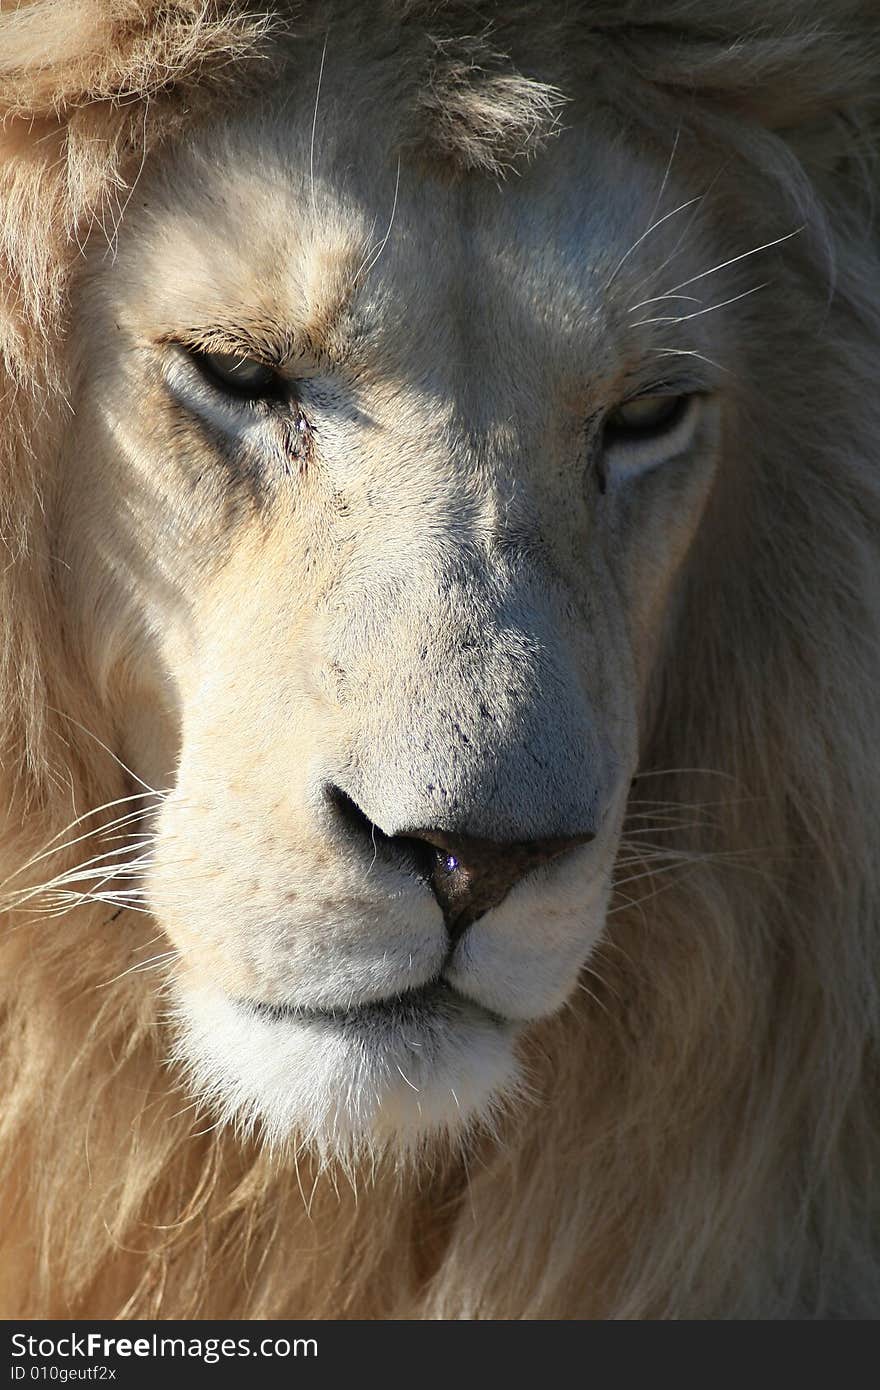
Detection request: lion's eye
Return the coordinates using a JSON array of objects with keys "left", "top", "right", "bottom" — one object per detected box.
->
[
  {"left": 191, "top": 350, "right": 281, "bottom": 399},
  {"left": 597, "top": 392, "right": 700, "bottom": 491},
  {"left": 605, "top": 393, "right": 688, "bottom": 440}
]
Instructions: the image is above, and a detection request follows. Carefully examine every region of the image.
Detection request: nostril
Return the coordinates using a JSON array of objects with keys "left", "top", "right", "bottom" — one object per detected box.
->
[
  {"left": 325, "top": 785, "right": 377, "bottom": 845},
  {"left": 324, "top": 783, "right": 595, "bottom": 939},
  {"left": 408, "top": 827, "right": 596, "bottom": 939},
  {"left": 324, "top": 785, "right": 436, "bottom": 881}
]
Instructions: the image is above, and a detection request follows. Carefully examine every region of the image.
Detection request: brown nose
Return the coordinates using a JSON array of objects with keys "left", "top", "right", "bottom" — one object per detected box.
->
[
  {"left": 407, "top": 827, "right": 595, "bottom": 938},
  {"left": 325, "top": 786, "right": 595, "bottom": 939}
]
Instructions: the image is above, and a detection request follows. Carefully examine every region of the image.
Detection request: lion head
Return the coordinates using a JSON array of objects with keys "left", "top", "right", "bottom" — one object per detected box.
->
[{"left": 1, "top": 1, "right": 878, "bottom": 1318}]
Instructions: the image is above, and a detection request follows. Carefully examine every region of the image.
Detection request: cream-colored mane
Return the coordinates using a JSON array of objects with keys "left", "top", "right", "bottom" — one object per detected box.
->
[{"left": 1, "top": 2, "right": 879, "bottom": 1318}]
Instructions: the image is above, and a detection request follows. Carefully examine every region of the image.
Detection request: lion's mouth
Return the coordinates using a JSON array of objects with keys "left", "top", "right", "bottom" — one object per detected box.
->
[
  {"left": 243, "top": 979, "right": 505, "bottom": 1029},
  {"left": 176, "top": 974, "right": 521, "bottom": 1149}
]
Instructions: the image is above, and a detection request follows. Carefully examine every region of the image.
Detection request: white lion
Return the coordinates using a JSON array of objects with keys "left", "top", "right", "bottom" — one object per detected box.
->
[{"left": 0, "top": 1, "right": 878, "bottom": 1318}]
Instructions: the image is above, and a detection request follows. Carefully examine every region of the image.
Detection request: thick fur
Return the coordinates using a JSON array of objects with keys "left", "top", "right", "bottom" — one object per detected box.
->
[{"left": 1, "top": 1, "right": 879, "bottom": 1319}]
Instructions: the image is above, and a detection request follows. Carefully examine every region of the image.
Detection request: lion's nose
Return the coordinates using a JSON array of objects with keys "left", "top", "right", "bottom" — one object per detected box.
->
[
  {"left": 326, "top": 786, "right": 594, "bottom": 939},
  {"left": 409, "top": 827, "right": 596, "bottom": 939}
]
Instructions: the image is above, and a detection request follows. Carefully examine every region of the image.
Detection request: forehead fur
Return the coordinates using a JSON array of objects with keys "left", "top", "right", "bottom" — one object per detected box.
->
[{"left": 3, "top": 1, "right": 880, "bottom": 341}]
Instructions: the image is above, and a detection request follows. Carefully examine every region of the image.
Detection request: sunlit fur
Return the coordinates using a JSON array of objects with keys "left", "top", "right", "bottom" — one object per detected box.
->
[{"left": 1, "top": 2, "right": 879, "bottom": 1319}]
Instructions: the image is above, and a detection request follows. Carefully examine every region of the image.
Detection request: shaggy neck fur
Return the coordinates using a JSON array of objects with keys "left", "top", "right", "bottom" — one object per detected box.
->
[{"left": 1, "top": 2, "right": 879, "bottom": 1318}]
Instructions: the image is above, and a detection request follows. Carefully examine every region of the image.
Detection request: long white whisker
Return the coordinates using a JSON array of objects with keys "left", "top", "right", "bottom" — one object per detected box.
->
[
  {"left": 309, "top": 33, "right": 328, "bottom": 216},
  {"left": 46, "top": 707, "right": 159, "bottom": 794},
  {"left": 649, "top": 346, "right": 729, "bottom": 374},
  {"left": 20, "top": 837, "right": 154, "bottom": 884},
  {"left": 647, "top": 126, "right": 680, "bottom": 230},
  {"left": 105, "top": 98, "right": 150, "bottom": 263},
  {"left": 575, "top": 980, "right": 613, "bottom": 1019},
  {"left": 607, "top": 197, "right": 702, "bottom": 288},
  {"left": 7, "top": 840, "right": 154, "bottom": 908},
  {"left": 15, "top": 811, "right": 157, "bottom": 881},
  {"left": 21, "top": 893, "right": 152, "bottom": 919},
  {"left": 631, "top": 228, "right": 802, "bottom": 308},
  {"left": 607, "top": 864, "right": 701, "bottom": 916},
  {"left": 631, "top": 767, "right": 739, "bottom": 782},
  {"left": 631, "top": 281, "right": 769, "bottom": 328},
  {"left": 605, "top": 127, "right": 683, "bottom": 307},
  {"left": 357, "top": 155, "right": 401, "bottom": 283},
  {"left": 99, "top": 950, "right": 179, "bottom": 990},
  {"left": 625, "top": 162, "right": 729, "bottom": 302},
  {"left": 91, "top": 809, "right": 162, "bottom": 843},
  {"left": 633, "top": 293, "right": 703, "bottom": 309},
  {"left": 0, "top": 791, "right": 161, "bottom": 889}
]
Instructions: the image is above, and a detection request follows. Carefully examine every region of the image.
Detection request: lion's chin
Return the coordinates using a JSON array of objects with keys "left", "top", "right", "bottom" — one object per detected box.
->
[{"left": 170, "top": 980, "right": 523, "bottom": 1159}]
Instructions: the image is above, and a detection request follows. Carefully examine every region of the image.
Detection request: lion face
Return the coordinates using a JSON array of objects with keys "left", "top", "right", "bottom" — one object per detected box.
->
[{"left": 63, "top": 80, "right": 723, "bottom": 1153}]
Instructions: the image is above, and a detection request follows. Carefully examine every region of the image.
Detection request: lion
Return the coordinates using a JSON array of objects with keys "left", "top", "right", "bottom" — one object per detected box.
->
[{"left": 0, "top": 0, "right": 878, "bottom": 1320}]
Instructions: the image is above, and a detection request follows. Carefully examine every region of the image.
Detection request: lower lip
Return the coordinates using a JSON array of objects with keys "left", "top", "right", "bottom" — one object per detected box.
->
[{"left": 247, "top": 980, "right": 503, "bottom": 1029}]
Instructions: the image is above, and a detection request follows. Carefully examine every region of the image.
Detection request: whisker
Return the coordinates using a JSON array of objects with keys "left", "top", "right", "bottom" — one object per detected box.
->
[
  {"left": 647, "top": 126, "right": 681, "bottom": 228},
  {"left": 613, "top": 861, "right": 696, "bottom": 891},
  {"left": 593, "top": 934, "right": 638, "bottom": 971},
  {"left": 47, "top": 705, "right": 160, "bottom": 794},
  {"left": 626, "top": 794, "right": 762, "bottom": 811},
  {"left": 629, "top": 293, "right": 702, "bottom": 310},
  {"left": 582, "top": 960, "right": 623, "bottom": 1005},
  {"left": 0, "top": 791, "right": 161, "bottom": 889},
  {"left": 105, "top": 98, "right": 150, "bottom": 263},
  {"left": 607, "top": 864, "right": 701, "bottom": 916},
  {"left": 649, "top": 347, "right": 729, "bottom": 374},
  {"left": 309, "top": 32, "right": 328, "bottom": 216},
  {"left": 607, "top": 197, "right": 702, "bottom": 287},
  {"left": 631, "top": 767, "right": 740, "bottom": 782},
  {"left": 18, "top": 894, "right": 153, "bottom": 919},
  {"left": 624, "top": 163, "right": 728, "bottom": 301},
  {"left": 356, "top": 155, "right": 401, "bottom": 283},
  {"left": 99, "top": 950, "right": 179, "bottom": 990},
  {"left": 631, "top": 281, "right": 769, "bottom": 328},
  {"left": 574, "top": 980, "right": 613, "bottom": 1019},
  {"left": 632, "top": 226, "right": 803, "bottom": 307},
  {"left": 6, "top": 838, "right": 155, "bottom": 901}
]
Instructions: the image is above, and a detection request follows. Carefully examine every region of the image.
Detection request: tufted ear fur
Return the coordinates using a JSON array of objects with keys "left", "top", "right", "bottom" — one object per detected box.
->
[{"left": 393, "top": 2, "right": 880, "bottom": 142}]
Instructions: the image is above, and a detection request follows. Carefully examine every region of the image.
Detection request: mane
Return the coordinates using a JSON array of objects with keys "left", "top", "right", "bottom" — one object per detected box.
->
[{"left": 1, "top": 1, "right": 878, "bottom": 1318}]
